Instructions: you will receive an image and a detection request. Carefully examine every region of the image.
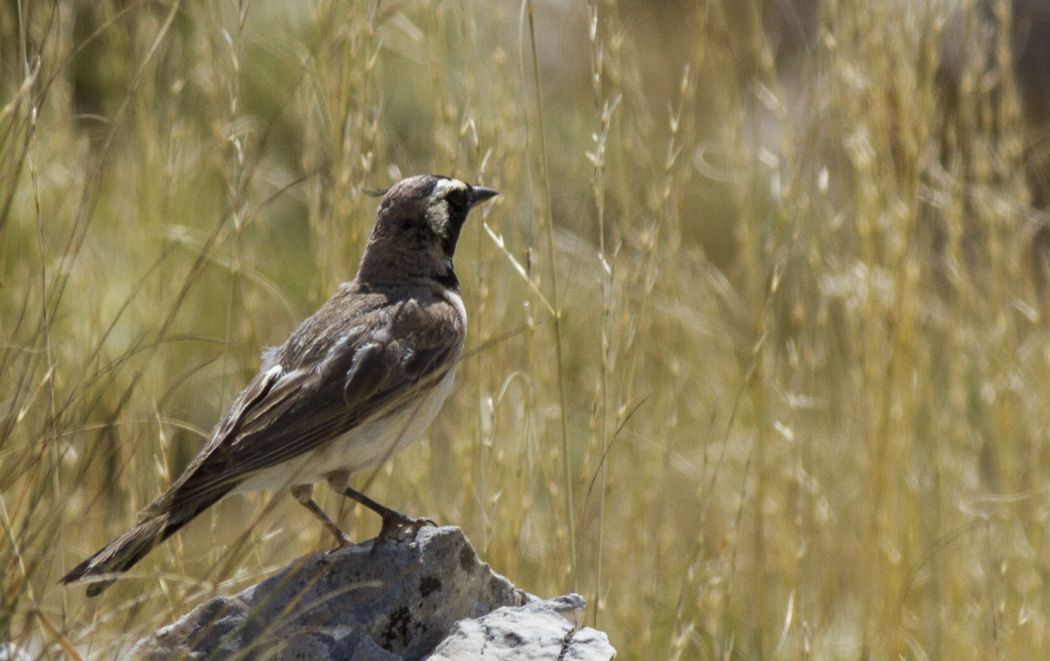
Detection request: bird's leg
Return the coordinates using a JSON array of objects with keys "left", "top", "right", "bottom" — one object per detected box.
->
[
  {"left": 290, "top": 484, "right": 353, "bottom": 547},
  {"left": 340, "top": 485, "right": 436, "bottom": 543}
]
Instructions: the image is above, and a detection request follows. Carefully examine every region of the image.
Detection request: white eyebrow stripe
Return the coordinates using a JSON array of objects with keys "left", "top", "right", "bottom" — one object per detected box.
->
[{"left": 430, "top": 178, "right": 468, "bottom": 200}]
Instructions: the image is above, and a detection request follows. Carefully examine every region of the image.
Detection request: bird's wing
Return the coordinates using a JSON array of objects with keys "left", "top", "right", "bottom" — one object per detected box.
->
[{"left": 143, "top": 297, "right": 463, "bottom": 515}]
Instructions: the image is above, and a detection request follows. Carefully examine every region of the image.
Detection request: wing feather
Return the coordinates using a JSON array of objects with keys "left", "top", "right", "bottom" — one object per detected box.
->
[{"left": 151, "top": 294, "right": 463, "bottom": 511}]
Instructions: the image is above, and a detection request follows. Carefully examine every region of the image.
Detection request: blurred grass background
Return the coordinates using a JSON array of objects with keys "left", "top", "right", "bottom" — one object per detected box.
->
[{"left": 3, "top": 0, "right": 1050, "bottom": 657}]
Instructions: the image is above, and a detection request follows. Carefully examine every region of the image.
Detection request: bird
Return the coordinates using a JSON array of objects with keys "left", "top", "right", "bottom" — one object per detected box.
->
[{"left": 60, "top": 174, "right": 498, "bottom": 596}]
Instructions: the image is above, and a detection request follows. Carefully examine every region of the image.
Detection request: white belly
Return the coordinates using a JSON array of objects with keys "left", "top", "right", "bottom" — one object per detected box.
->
[{"left": 233, "top": 369, "right": 456, "bottom": 494}]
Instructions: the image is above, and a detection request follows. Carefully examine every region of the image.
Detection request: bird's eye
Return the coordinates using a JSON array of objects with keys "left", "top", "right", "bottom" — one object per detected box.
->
[{"left": 445, "top": 189, "right": 469, "bottom": 215}]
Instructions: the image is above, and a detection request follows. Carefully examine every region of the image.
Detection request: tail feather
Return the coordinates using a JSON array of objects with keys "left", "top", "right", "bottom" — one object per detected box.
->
[
  {"left": 60, "top": 495, "right": 215, "bottom": 597},
  {"left": 62, "top": 469, "right": 240, "bottom": 596},
  {"left": 60, "top": 515, "right": 174, "bottom": 597}
]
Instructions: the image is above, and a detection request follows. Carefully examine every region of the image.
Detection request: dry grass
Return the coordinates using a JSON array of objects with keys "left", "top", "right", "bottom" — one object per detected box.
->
[{"left": 3, "top": 0, "right": 1050, "bottom": 658}]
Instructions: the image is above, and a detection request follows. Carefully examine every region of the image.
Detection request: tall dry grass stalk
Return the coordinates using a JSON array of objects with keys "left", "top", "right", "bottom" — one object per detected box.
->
[{"left": 2, "top": 0, "right": 1049, "bottom": 657}]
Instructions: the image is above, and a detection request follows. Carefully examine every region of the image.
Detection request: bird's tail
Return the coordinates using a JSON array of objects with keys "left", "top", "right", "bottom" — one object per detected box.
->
[{"left": 60, "top": 499, "right": 210, "bottom": 597}]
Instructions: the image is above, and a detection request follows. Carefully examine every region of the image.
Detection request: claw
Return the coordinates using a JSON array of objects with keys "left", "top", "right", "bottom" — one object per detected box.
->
[
  {"left": 331, "top": 529, "right": 354, "bottom": 548},
  {"left": 376, "top": 512, "right": 436, "bottom": 544},
  {"left": 341, "top": 485, "right": 438, "bottom": 545}
]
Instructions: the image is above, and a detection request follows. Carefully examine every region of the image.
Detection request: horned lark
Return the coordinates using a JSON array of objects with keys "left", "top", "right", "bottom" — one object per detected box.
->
[{"left": 61, "top": 174, "right": 497, "bottom": 596}]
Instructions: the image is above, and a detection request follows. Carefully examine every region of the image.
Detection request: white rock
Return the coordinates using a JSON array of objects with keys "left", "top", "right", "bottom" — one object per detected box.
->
[{"left": 429, "top": 594, "right": 615, "bottom": 660}]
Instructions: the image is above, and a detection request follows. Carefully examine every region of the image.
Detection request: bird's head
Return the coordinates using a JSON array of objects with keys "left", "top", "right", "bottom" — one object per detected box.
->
[{"left": 357, "top": 174, "right": 498, "bottom": 286}]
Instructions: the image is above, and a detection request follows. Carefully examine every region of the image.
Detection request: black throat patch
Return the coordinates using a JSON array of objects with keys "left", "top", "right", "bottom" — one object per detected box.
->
[{"left": 434, "top": 259, "right": 460, "bottom": 290}]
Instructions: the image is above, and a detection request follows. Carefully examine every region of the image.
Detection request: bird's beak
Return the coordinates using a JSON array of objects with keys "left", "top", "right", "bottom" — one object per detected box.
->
[{"left": 469, "top": 186, "right": 499, "bottom": 207}]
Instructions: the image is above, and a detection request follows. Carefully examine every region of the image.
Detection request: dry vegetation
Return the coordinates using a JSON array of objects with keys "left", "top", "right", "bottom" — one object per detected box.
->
[{"left": 2, "top": 0, "right": 1050, "bottom": 658}]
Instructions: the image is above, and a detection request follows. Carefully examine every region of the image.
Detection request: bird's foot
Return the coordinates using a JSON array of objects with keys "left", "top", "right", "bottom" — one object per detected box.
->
[
  {"left": 328, "top": 527, "right": 354, "bottom": 549},
  {"left": 341, "top": 485, "right": 436, "bottom": 545},
  {"left": 292, "top": 486, "right": 354, "bottom": 548},
  {"left": 376, "top": 511, "right": 437, "bottom": 544}
]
